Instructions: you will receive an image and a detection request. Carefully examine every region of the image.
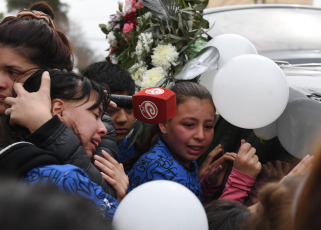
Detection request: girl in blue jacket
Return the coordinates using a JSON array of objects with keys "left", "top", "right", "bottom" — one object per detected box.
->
[{"left": 127, "top": 82, "right": 216, "bottom": 202}]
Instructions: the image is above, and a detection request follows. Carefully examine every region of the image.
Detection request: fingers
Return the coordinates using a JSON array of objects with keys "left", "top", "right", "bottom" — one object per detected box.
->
[
  {"left": 281, "top": 161, "right": 291, "bottom": 175},
  {"left": 205, "top": 144, "right": 223, "bottom": 164},
  {"left": 291, "top": 155, "right": 314, "bottom": 176},
  {"left": 198, "top": 144, "right": 223, "bottom": 179},
  {"left": 39, "top": 71, "right": 51, "bottom": 95},
  {"left": 12, "top": 82, "right": 27, "bottom": 96},
  {"left": 238, "top": 142, "right": 252, "bottom": 156},
  {"left": 214, "top": 153, "right": 236, "bottom": 166},
  {"left": 109, "top": 101, "right": 117, "bottom": 109},
  {"left": 4, "top": 96, "right": 16, "bottom": 106},
  {"left": 101, "top": 150, "right": 118, "bottom": 165},
  {"left": 234, "top": 141, "right": 261, "bottom": 177}
]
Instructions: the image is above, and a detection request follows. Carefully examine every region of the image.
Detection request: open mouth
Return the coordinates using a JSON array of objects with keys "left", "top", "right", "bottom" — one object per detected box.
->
[
  {"left": 91, "top": 139, "right": 99, "bottom": 147},
  {"left": 188, "top": 146, "right": 202, "bottom": 151}
]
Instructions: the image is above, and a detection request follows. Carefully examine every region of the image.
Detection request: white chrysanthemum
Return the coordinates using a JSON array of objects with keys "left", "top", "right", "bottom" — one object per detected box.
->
[
  {"left": 151, "top": 44, "right": 179, "bottom": 70},
  {"left": 107, "top": 32, "right": 117, "bottom": 47},
  {"left": 143, "top": 12, "right": 152, "bottom": 19},
  {"left": 129, "top": 63, "right": 148, "bottom": 88},
  {"left": 135, "top": 32, "right": 153, "bottom": 58},
  {"left": 140, "top": 67, "right": 165, "bottom": 89}
]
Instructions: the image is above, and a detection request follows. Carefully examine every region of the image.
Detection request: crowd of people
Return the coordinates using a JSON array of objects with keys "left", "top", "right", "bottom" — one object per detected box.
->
[{"left": 0, "top": 1, "right": 320, "bottom": 230}]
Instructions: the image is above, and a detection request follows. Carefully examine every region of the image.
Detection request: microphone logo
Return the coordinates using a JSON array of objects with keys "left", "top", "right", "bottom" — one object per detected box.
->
[
  {"left": 145, "top": 88, "right": 164, "bottom": 95},
  {"left": 139, "top": 101, "right": 158, "bottom": 120}
]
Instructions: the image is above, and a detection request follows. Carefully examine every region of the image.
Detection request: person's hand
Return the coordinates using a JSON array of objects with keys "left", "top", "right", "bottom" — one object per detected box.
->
[
  {"left": 104, "top": 90, "right": 117, "bottom": 109},
  {"left": 94, "top": 150, "right": 129, "bottom": 203},
  {"left": 4, "top": 71, "right": 52, "bottom": 133},
  {"left": 206, "top": 152, "right": 236, "bottom": 186},
  {"left": 284, "top": 154, "right": 314, "bottom": 179},
  {"left": 260, "top": 160, "right": 291, "bottom": 183},
  {"left": 198, "top": 144, "right": 224, "bottom": 179},
  {"left": 233, "top": 141, "right": 262, "bottom": 178}
]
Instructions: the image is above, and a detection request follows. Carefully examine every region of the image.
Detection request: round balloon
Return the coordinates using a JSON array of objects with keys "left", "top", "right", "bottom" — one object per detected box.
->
[
  {"left": 253, "top": 87, "right": 307, "bottom": 140},
  {"left": 199, "top": 68, "right": 218, "bottom": 93},
  {"left": 212, "top": 54, "right": 289, "bottom": 129},
  {"left": 112, "top": 181, "right": 208, "bottom": 230},
  {"left": 253, "top": 122, "right": 277, "bottom": 141},
  {"left": 277, "top": 98, "right": 321, "bottom": 159},
  {"left": 206, "top": 33, "right": 258, "bottom": 68}
]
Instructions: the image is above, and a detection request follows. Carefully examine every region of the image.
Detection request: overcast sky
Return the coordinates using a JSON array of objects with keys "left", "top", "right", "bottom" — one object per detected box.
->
[
  {"left": 0, "top": 0, "right": 119, "bottom": 59},
  {"left": 61, "top": 0, "right": 119, "bottom": 59}
]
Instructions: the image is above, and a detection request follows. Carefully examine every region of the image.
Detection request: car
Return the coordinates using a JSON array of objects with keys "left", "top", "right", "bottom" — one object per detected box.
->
[
  {"left": 197, "top": 4, "right": 321, "bottom": 166},
  {"left": 202, "top": 4, "right": 321, "bottom": 100},
  {"left": 203, "top": 4, "right": 321, "bottom": 64}
]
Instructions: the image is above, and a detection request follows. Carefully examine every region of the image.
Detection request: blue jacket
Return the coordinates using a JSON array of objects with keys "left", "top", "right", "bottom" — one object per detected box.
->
[
  {"left": 23, "top": 164, "right": 118, "bottom": 220},
  {"left": 118, "top": 137, "right": 137, "bottom": 164},
  {"left": 0, "top": 142, "right": 118, "bottom": 220},
  {"left": 127, "top": 138, "right": 203, "bottom": 202}
]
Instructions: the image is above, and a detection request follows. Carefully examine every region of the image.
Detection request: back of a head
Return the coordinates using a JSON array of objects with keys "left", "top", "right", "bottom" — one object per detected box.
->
[
  {"left": 244, "top": 176, "right": 302, "bottom": 230},
  {"left": 0, "top": 177, "right": 111, "bottom": 230},
  {"left": 0, "top": 1, "right": 73, "bottom": 70},
  {"left": 82, "top": 61, "right": 135, "bottom": 95},
  {"left": 293, "top": 141, "right": 321, "bottom": 230},
  {"left": 205, "top": 200, "right": 251, "bottom": 230}
]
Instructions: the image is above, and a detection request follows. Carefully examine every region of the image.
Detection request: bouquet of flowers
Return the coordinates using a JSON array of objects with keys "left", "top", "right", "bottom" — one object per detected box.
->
[{"left": 100, "top": 0, "right": 210, "bottom": 90}]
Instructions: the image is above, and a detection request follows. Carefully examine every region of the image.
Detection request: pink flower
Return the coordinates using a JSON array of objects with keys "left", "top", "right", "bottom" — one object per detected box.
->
[
  {"left": 135, "top": 2, "right": 144, "bottom": 9},
  {"left": 124, "top": 0, "right": 135, "bottom": 13},
  {"left": 123, "top": 23, "right": 134, "bottom": 34}
]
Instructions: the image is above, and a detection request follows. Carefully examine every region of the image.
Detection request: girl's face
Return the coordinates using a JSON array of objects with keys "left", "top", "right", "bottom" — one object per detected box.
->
[
  {"left": 159, "top": 98, "right": 215, "bottom": 168},
  {"left": 53, "top": 92, "right": 107, "bottom": 158},
  {"left": 0, "top": 46, "right": 39, "bottom": 114}
]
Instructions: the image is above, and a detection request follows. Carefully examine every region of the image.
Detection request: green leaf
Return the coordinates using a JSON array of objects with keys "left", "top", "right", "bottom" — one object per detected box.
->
[{"left": 99, "top": 24, "right": 108, "bottom": 34}]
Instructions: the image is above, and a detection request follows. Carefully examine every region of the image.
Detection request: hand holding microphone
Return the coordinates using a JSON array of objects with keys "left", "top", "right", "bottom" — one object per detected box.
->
[{"left": 109, "top": 87, "right": 176, "bottom": 124}]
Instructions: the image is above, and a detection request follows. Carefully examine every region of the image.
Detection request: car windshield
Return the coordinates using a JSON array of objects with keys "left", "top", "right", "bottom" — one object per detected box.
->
[{"left": 204, "top": 5, "right": 321, "bottom": 64}]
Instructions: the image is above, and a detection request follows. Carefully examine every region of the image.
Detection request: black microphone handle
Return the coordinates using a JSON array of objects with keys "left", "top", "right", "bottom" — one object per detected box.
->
[{"left": 109, "top": 94, "right": 133, "bottom": 109}]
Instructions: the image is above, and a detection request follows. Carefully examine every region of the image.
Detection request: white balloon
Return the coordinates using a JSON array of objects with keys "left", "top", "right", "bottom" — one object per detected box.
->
[
  {"left": 112, "top": 181, "right": 208, "bottom": 230},
  {"left": 277, "top": 98, "right": 321, "bottom": 159},
  {"left": 253, "top": 87, "right": 307, "bottom": 140},
  {"left": 206, "top": 33, "right": 258, "bottom": 68},
  {"left": 212, "top": 54, "right": 289, "bottom": 129},
  {"left": 199, "top": 68, "right": 217, "bottom": 93},
  {"left": 253, "top": 122, "right": 277, "bottom": 141}
]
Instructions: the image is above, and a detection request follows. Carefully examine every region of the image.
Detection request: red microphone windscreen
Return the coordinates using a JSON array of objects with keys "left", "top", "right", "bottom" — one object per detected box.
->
[{"left": 132, "top": 87, "right": 176, "bottom": 124}]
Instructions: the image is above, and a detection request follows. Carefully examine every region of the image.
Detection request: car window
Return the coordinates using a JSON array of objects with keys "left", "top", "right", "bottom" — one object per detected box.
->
[{"left": 204, "top": 6, "right": 321, "bottom": 55}]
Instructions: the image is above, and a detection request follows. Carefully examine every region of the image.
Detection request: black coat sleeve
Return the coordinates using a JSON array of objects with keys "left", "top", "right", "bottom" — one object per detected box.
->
[{"left": 26, "top": 115, "right": 116, "bottom": 197}]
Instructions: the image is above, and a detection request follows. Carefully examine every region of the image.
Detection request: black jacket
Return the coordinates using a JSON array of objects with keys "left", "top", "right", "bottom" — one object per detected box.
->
[{"left": 26, "top": 115, "right": 117, "bottom": 197}]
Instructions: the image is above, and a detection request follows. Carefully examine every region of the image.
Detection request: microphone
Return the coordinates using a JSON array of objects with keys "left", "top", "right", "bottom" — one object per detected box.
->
[{"left": 109, "top": 87, "right": 177, "bottom": 124}]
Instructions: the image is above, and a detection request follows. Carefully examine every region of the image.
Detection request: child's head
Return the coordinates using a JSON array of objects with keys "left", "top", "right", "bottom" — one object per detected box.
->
[
  {"left": 244, "top": 175, "right": 303, "bottom": 230},
  {"left": 158, "top": 82, "right": 216, "bottom": 168},
  {"left": 0, "top": 2, "right": 73, "bottom": 114},
  {"left": 82, "top": 61, "right": 136, "bottom": 142},
  {"left": 205, "top": 200, "right": 251, "bottom": 230},
  {"left": 3, "top": 69, "right": 108, "bottom": 157}
]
